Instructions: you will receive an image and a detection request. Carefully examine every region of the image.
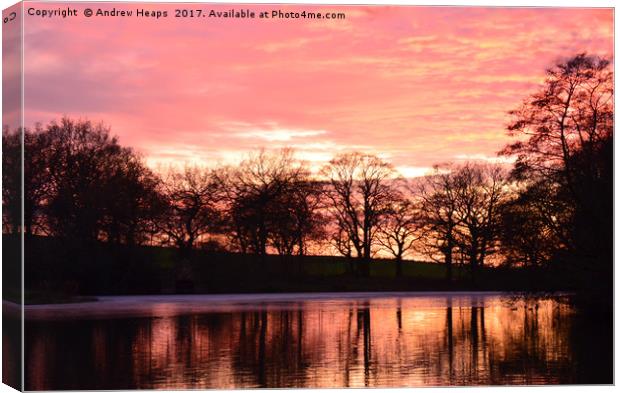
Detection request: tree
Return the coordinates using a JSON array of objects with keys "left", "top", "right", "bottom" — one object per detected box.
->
[
  {"left": 157, "top": 166, "right": 221, "bottom": 255},
  {"left": 2, "top": 127, "right": 21, "bottom": 234},
  {"left": 42, "top": 118, "right": 159, "bottom": 244},
  {"left": 418, "top": 164, "right": 508, "bottom": 281},
  {"left": 331, "top": 220, "right": 354, "bottom": 259},
  {"left": 500, "top": 53, "right": 613, "bottom": 302},
  {"left": 417, "top": 166, "right": 463, "bottom": 281},
  {"left": 498, "top": 185, "right": 561, "bottom": 268},
  {"left": 453, "top": 164, "right": 509, "bottom": 279},
  {"left": 500, "top": 53, "right": 612, "bottom": 251},
  {"left": 100, "top": 151, "right": 163, "bottom": 246},
  {"left": 3, "top": 125, "right": 54, "bottom": 236},
  {"left": 268, "top": 178, "right": 326, "bottom": 256},
  {"left": 503, "top": 53, "right": 612, "bottom": 188},
  {"left": 221, "top": 149, "right": 318, "bottom": 257},
  {"left": 322, "top": 152, "right": 398, "bottom": 276},
  {"left": 377, "top": 196, "right": 421, "bottom": 277}
]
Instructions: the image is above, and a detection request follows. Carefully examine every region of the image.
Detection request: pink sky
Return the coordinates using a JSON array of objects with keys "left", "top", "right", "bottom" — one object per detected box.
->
[{"left": 22, "top": 4, "right": 613, "bottom": 176}]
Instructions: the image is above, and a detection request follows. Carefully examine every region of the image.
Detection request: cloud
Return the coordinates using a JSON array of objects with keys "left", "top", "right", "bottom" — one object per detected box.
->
[
  {"left": 20, "top": 5, "right": 613, "bottom": 173},
  {"left": 454, "top": 154, "right": 516, "bottom": 164},
  {"left": 395, "top": 166, "right": 435, "bottom": 178},
  {"left": 233, "top": 128, "right": 328, "bottom": 142}
]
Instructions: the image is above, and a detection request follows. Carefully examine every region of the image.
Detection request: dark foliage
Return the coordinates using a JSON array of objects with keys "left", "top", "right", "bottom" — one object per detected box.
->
[{"left": 1, "top": 53, "right": 612, "bottom": 306}]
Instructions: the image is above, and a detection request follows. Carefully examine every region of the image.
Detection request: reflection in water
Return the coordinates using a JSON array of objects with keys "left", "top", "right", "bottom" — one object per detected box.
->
[
  {"left": 2, "top": 308, "right": 21, "bottom": 390},
  {"left": 24, "top": 294, "right": 609, "bottom": 389}
]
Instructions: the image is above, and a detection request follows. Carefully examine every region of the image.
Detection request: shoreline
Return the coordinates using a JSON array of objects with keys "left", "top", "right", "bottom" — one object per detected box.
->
[{"left": 5, "top": 291, "right": 573, "bottom": 321}]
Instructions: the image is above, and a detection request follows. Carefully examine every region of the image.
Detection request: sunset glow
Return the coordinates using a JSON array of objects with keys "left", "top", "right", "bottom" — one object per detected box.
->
[
  {"left": 22, "top": 4, "right": 613, "bottom": 175},
  {"left": 25, "top": 296, "right": 575, "bottom": 389}
]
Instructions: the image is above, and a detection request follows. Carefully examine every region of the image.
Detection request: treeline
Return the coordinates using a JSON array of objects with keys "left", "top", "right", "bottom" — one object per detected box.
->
[
  {"left": 2, "top": 53, "right": 613, "bottom": 293},
  {"left": 3, "top": 125, "right": 509, "bottom": 278}
]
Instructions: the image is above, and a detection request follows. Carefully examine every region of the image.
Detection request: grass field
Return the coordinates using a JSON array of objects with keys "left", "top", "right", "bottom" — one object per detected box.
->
[{"left": 1, "top": 235, "right": 565, "bottom": 304}]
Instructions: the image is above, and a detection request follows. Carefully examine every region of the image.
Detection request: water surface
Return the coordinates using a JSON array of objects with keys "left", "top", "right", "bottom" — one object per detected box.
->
[{"left": 22, "top": 292, "right": 610, "bottom": 389}]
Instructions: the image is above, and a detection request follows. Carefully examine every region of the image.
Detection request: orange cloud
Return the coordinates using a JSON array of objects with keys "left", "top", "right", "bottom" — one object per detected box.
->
[{"left": 21, "top": 4, "right": 613, "bottom": 175}]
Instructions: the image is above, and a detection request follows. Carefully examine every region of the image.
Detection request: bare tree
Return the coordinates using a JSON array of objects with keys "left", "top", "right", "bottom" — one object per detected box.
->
[
  {"left": 502, "top": 53, "right": 612, "bottom": 190},
  {"left": 36, "top": 118, "right": 160, "bottom": 246},
  {"left": 322, "top": 152, "right": 398, "bottom": 276},
  {"left": 418, "top": 164, "right": 509, "bottom": 281},
  {"left": 101, "top": 151, "right": 163, "bottom": 246},
  {"left": 500, "top": 53, "right": 612, "bottom": 245},
  {"left": 2, "top": 127, "right": 22, "bottom": 234},
  {"left": 331, "top": 219, "right": 354, "bottom": 258},
  {"left": 3, "top": 118, "right": 166, "bottom": 248},
  {"left": 221, "top": 149, "right": 320, "bottom": 257},
  {"left": 417, "top": 166, "right": 462, "bottom": 281},
  {"left": 377, "top": 196, "right": 421, "bottom": 277},
  {"left": 157, "top": 166, "right": 221, "bottom": 255},
  {"left": 268, "top": 178, "right": 326, "bottom": 256},
  {"left": 500, "top": 53, "right": 613, "bottom": 280},
  {"left": 499, "top": 185, "right": 560, "bottom": 268},
  {"left": 453, "top": 164, "right": 509, "bottom": 279}
]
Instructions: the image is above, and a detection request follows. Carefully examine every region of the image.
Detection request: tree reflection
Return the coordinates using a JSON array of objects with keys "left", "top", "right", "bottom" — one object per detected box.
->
[
  {"left": 445, "top": 299, "right": 454, "bottom": 379},
  {"left": 25, "top": 296, "right": 606, "bottom": 390},
  {"left": 356, "top": 302, "right": 372, "bottom": 386}
]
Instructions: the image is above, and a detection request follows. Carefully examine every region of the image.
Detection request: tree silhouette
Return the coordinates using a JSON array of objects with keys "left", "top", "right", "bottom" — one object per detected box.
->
[
  {"left": 418, "top": 164, "right": 508, "bottom": 281},
  {"left": 221, "top": 149, "right": 320, "bottom": 257},
  {"left": 5, "top": 51, "right": 613, "bottom": 303},
  {"left": 377, "top": 196, "right": 421, "bottom": 277},
  {"left": 418, "top": 167, "right": 462, "bottom": 281},
  {"left": 322, "top": 153, "right": 398, "bottom": 276},
  {"left": 2, "top": 127, "right": 21, "bottom": 234},
  {"left": 157, "top": 166, "right": 222, "bottom": 254},
  {"left": 2, "top": 118, "right": 163, "bottom": 249},
  {"left": 2, "top": 125, "right": 54, "bottom": 236},
  {"left": 268, "top": 178, "right": 326, "bottom": 256},
  {"left": 453, "top": 164, "right": 509, "bottom": 280},
  {"left": 498, "top": 185, "right": 560, "bottom": 268},
  {"left": 503, "top": 53, "right": 612, "bottom": 187},
  {"left": 41, "top": 118, "right": 158, "bottom": 244},
  {"left": 500, "top": 53, "right": 613, "bottom": 303}
]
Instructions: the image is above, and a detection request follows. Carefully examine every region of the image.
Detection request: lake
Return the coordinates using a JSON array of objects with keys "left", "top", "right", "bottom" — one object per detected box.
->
[{"left": 21, "top": 292, "right": 611, "bottom": 389}]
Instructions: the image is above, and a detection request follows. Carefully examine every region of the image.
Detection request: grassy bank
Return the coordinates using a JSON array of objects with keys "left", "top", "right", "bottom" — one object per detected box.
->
[{"left": 2, "top": 235, "right": 570, "bottom": 304}]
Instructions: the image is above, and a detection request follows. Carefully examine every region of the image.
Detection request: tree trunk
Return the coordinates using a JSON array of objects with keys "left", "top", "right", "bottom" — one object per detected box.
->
[
  {"left": 445, "top": 236, "right": 453, "bottom": 282},
  {"left": 395, "top": 256, "right": 403, "bottom": 278},
  {"left": 470, "top": 236, "right": 479, "bottom": 285},
  {"left": 358, "top": 255, "right": 371, "bottom": 278}
]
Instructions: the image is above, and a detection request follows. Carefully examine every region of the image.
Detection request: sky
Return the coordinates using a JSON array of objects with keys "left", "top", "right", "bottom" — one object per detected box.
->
[{"left": 21, "top": 4, "right": 613, "bottom": 177}]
